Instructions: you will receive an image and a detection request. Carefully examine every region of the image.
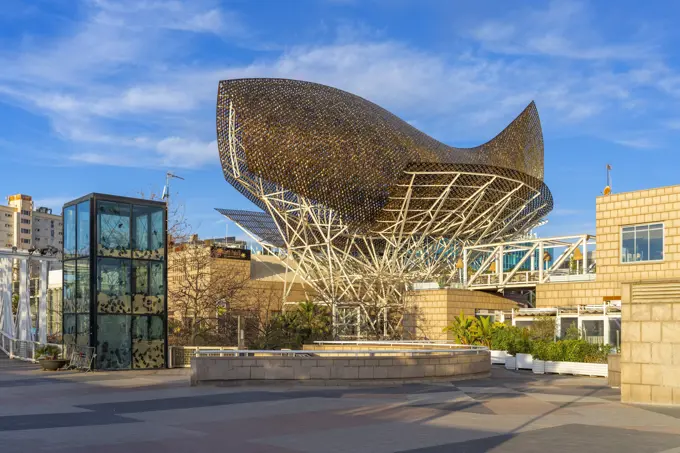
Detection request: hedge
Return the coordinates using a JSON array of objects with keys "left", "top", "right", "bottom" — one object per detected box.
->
[{"left": 490, "top": 324, "right": 610, "bottom": 364}]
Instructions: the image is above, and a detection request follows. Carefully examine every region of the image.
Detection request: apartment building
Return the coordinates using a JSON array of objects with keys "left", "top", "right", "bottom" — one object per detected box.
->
[{"left": 0, "top": 194, "right": 63, "bottom": 255}]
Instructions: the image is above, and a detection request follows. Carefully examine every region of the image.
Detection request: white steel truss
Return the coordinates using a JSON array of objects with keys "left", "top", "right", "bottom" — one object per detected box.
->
[
  {"left": 463, "top": 234, "right": 596, "bottom": 291},
  {"left": 0, "top": 249, "right": 60, "bottom": 361},
  {"left": 219, "top": 101, "right": 550, "bottom": 338}
]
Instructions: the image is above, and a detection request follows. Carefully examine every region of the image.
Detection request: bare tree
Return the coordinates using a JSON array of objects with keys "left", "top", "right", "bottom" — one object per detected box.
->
[
  {"left": 168, "top": 242, "right": 250, "bottom": 345},
  {"left": 137, "top": 188, "right": 191, "bottom": 244}
]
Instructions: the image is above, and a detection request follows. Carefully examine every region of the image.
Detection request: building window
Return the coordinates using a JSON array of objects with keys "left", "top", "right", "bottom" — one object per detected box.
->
[
  {"left": 622, "top": 223, "right": 663, "bottom": 263},
  {"left": 22, "top": 238, "right": 30, "bottom": 244},
  {"left": 21, "top": 228, "right": 30, "bottom": 234},
  {"left": 22, "top": 210, "right": 31, "bottom": 216},
  {"left": 21, "top": 219, "right": 30, "bottom": 225}
]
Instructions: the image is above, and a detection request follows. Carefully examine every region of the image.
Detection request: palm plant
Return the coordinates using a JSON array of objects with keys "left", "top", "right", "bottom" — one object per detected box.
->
[
  {"left": 444, "top": 311, "right": 478, "bottom": 345},
  {"left": 472, "top": 316, "right": 494, "bottom": 348}
]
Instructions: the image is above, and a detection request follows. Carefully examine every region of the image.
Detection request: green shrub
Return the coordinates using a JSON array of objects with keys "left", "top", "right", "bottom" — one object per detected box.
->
[
  {"left": 490, "top": 324, "right": 513, "bottom": 351},
  {"left": 531, "top": 339, "right": 610, "bottom": 363},
  {"left": 36, "top": 345, "right": 61, "bottom": 360},
  {"left": 528, "top": 316, "right": 557, "bottom": 342},
  {"left": 506, "top": 327, "right": 532, "bottom": 355}
]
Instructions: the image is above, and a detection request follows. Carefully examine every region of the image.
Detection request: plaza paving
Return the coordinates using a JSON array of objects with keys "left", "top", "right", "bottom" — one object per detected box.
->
[{"left": 1, "top": 352, "right": 680, "bottom": 452}]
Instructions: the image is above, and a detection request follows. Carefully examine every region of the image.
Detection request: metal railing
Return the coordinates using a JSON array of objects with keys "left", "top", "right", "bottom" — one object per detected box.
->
[
  {"left": 313, "top": 341, "right": 488, "bottom": 350},
  {"left": 1, "top": 331, "right": 63, "bottom": 363},
  {"left": 169, "top": 346, "right": 239, "bottom": 368},
  {"left": 194, "top": 348, "right": 486, "bottom": 358}
]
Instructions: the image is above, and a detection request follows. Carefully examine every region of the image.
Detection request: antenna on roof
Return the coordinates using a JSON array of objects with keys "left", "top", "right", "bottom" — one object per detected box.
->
[
  {"left": 163, "top": 172, "right": 185, "bottom": 206},
  {"left": 603, "top": 164, "right": 612, "bottom": 195}
]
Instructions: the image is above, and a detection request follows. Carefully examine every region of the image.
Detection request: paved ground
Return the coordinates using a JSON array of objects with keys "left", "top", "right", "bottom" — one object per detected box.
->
[{"left": 2, "top": 352, "right": 680, "bottom": 452}]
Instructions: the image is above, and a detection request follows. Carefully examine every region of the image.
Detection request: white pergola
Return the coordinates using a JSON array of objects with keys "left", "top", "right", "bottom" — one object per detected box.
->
[{"left": 0, "top": 248, "right": 59, "bottom": 360}]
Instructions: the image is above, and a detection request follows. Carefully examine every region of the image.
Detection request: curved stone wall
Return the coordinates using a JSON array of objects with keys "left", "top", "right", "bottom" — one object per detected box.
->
[{"left": 191, "top": 351, "right": 490, "bottom": 385}]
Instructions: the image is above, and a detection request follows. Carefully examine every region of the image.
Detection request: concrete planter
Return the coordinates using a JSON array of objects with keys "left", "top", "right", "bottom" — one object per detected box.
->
[
  {"left": 504, "top": 356, "right": 516, "bottom": 370},
  {"left": 516, "top": 353, "right": 534, "bottom": 370},
  {"left": 532, "top": 360, "right": 608, "bottom": 377},
  {"left": 38, "top": 359, "right": 68, "bottom": 371},
  {"left": 490, "top": 350, "right": 508, "bottom": 365}
]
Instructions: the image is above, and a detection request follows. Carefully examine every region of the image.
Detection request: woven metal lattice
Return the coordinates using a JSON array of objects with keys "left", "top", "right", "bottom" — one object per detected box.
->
[{"left": 217, "top": 78, "right": 549, "bottom": 231}]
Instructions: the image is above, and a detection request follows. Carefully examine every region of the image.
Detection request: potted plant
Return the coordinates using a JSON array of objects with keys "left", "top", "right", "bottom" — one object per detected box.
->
[
  {"left": 531, "top": 339, "right": 610, "bottom": 377},
  {"left": 36, "top": 345, "right": 68, "bottom": 371},
  {"left": 489, "top": 322, "right": 511, "bottom": 364},
  {"left": 507, "top": 328, "right": 533, "bottom": 370}
]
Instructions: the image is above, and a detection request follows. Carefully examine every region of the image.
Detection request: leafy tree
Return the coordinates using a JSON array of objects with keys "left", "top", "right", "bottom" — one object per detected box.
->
[
  {"left": 506, "top": 327, "right": 532, "bottom": 355},
  {"left": 563, "top": 321, "right": 581, "bottom": 340},
  {"left": 528, "top": 316, "right": 556, "bottom": 342}
]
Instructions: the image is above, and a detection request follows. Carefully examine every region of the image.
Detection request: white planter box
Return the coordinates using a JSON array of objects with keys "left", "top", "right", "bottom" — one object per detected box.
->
[
  {"left": 516, "top": 353, "right": 533, "bottom": 370},
  {"left": 542, "top": 361, "right": 608, "bottom": 377},
  {"left": 533, "top": 359, "right": 545, "bottom": 374},
  {"left": 490, "top": 350, "right": 508, "bottom": 365},
  {"left": 504, "top": 356, "right": 516, "bottom": 370}
]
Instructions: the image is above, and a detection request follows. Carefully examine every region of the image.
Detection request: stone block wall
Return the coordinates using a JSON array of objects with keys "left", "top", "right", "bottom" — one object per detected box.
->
[
  {"left": 191, "top": 351, "right": 490, "bottom": 385},
  {"left": 536, "top": 184, "right": 680, "bottom": 308},
  {"left": 621, "top": 281, "right": 680, "bottom": 405},
  {"left": 405, "top": 288, "right": 519, "bottom": 340}
]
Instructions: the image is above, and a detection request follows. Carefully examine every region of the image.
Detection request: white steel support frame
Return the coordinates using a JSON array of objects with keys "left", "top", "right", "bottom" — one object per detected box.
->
[
  {"left": 221, "top": 101, "right": 549, "bottom": 338},
  {"left": 504, "top": 303, "right": 620, "bottom": 347},
  {"left": 0, "top": 249, "right": 59, "bottom": 360},
  {"left": 463, "top": 234, "right": 596, "bottom": 291}
]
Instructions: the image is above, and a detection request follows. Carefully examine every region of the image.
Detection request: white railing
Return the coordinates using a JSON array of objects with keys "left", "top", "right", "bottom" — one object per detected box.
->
[{"left": 1, "top": 331, "right": 63, "bottom": 363}]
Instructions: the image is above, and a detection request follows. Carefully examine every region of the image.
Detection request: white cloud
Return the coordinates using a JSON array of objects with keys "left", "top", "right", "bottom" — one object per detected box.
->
[
  {"left": 613, "top": 138, "right": 658, "bottom": 149},
  {"left": 469, "top": 0, "right": 652, "bottom": 61},
  {"left": 32, "top": 196, "right": 77, "bottom": 213},
  {"left": 1, "top": 0, "right": 679, "bottom": 173},
  {"left": 156, "top": 137, "right": 218, "bottom": 168}
]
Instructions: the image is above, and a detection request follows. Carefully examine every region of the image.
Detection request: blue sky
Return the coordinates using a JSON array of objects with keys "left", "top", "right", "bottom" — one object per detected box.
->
[{"left": 2, "top": 0, "right": 680, "bottom": 242}]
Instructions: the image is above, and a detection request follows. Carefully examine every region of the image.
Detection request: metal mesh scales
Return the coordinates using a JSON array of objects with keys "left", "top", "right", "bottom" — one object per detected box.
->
[{"left": 216, "top": 78, "right": 551, "bottom": 233}]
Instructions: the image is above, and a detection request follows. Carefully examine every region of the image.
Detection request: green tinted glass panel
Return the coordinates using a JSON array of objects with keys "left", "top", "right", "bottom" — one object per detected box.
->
[
  {"left": 63, "top": 261, "right": 76, "bottom": 313},
  {"left": 76, "top": 259, "right": 90, "bottom": 313},
  {"left": 132, "top": 315, "right": 165, "bottom": 369},
  {"left": 64, "top": 206, "right": 76, "bottom": 259},
  {"left": 132, "top": 205, "right": 165, "bottom": 260},
  {"left": 97, "top": 201, "right": 131, "bottom": 258},
  {"left": 97, "top": 315, "right": 131, "bottom": 370},
  {"left": 97, "top": 258, "right": 131, "bottom": 313},
  {"left": 76, "top": 201, "right": 90, "bottom": 256},
  {"left": 132, "top": 261, "right": 164, "bottom": 314}
]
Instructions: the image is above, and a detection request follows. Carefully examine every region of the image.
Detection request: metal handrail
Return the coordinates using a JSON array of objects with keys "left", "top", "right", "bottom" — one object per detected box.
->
[
  {"left": 1, "top": 331, "right": 63, "bottom": 363},
  {"left": 313, "top": 341, "right": 488, "bottom": 350},
  {"left": 194, "top": 348, "right": 486, "bottom": 357}
]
